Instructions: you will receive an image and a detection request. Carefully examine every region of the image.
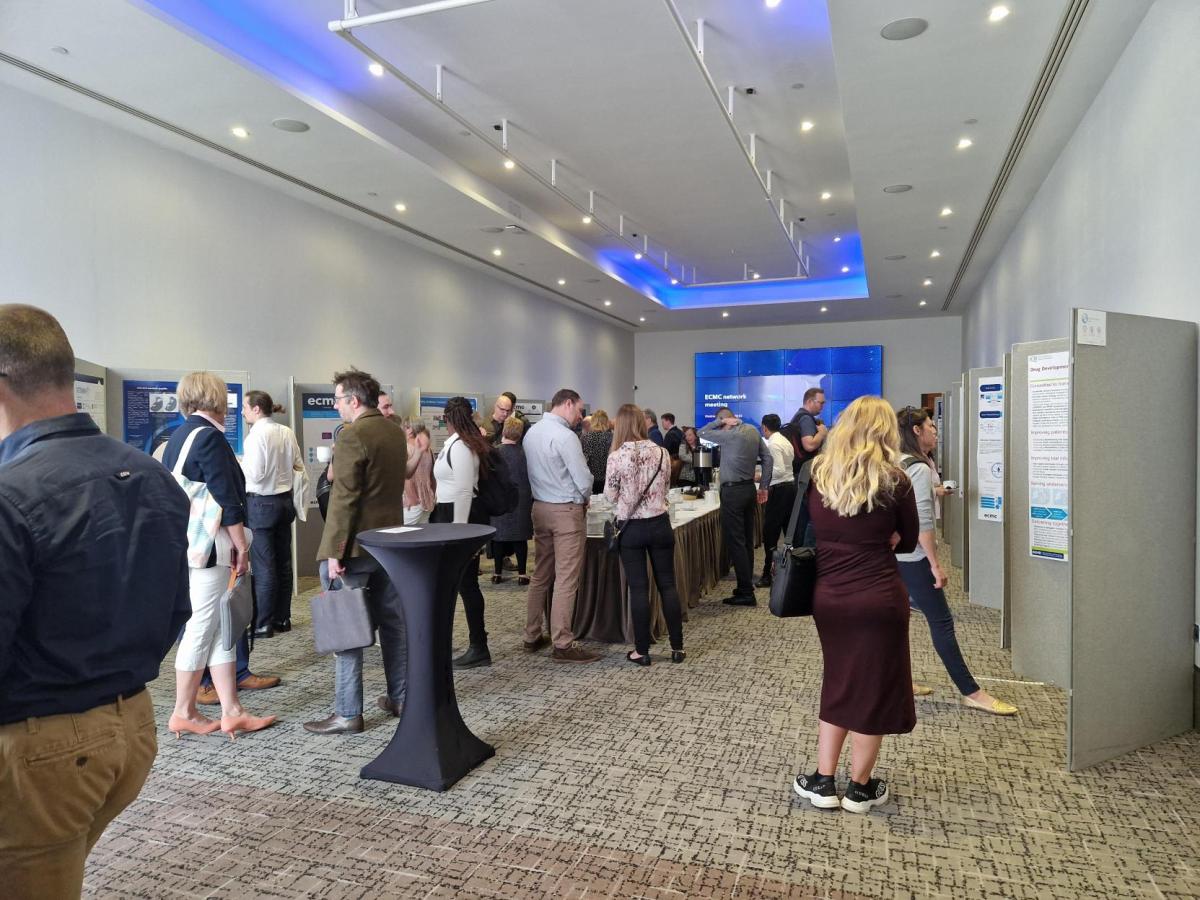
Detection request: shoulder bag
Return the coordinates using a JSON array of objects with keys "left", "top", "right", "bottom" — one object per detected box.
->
[
  {"left": 310, "top": 576, "right": 375, "bottom": 656},
  {"left": 169, "top": 426, "right": 224, "bottom": 569},
  {"left": 604, "top": 448, "right": 664, "bottom": 553},
  {"left": 769, "top": 460, "right": 817, "bottom": 618}
]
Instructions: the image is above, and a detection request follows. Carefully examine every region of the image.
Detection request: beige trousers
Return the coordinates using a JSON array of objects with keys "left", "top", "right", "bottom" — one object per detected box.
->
[{"left": 525, "top": 501, "right": 587, "bottom": 649}]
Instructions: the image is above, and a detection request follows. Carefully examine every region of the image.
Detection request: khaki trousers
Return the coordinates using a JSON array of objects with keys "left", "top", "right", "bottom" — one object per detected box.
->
[
  {"left": 525, "top": 501, "right": 587, "bottom": 649},
  {"left": 0, "top": 689, "right": 157, "bottom": 899}
]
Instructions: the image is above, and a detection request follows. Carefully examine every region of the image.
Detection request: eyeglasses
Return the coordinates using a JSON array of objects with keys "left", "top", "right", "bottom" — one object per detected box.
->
[{"left": 334, "top": 394, "right": 351, "bottom": 405}]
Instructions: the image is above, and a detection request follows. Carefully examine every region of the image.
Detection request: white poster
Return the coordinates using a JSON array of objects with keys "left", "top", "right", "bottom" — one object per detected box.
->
[
  {"left": 976, "top": 376, "right": 1004, "bottom": 522},
  {"left": 419, "top": 391, "right": 480, "bottom": 452},
  {"left": 74, "top": 372, "right": 107, "bottom": 433},
  {"left": 1027, "top": 352, "right": 1070, "bottom": 561}
]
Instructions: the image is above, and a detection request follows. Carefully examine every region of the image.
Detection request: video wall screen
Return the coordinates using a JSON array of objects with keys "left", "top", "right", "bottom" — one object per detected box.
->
[{"left": 694, "top": 345, "right": 883, "bottom": 428}]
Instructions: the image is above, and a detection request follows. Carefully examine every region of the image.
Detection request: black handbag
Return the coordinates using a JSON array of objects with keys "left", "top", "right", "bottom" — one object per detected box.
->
[
  {"left": 604, "top": 448, "right": 664, "bottom": 553},
  {"left": 310, "top": 576, "right": 375, "bottom": 655},
  {"left": 769, "top": 460, "right": 817, "bottom": 618}
]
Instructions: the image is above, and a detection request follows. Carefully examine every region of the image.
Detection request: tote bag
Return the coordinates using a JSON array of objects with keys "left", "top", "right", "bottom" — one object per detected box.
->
[{"left": 169, "top": 427, "right": 224, "bottom": 569}]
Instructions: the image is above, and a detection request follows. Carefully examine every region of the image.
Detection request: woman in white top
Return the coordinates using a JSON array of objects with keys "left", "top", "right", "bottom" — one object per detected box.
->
[
  {"left": 895, "top": 406, "right": 1016, "bottom": 716},
  {"left": 431, "top": 396, "right": 493, "bottom": 669},
  {"left": 604, "top": 403, "right": 684, "bottom": 666},
  {"left": 242, "top": 390, "right": 306, "bottom": 637}
]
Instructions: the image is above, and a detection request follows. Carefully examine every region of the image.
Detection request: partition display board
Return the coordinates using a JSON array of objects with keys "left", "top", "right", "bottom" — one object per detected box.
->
[
  {"left": 1068, "top": 310, "right": 1197, "bottom": 771},
  {"left": 74, "top": 358, "right": 108, "bottom": 433},
  {"left": 109, "top": 369, "right": 248, "bottom": 456},
  {"left": 1027, "top": 352, "right": 1071, "bottom": 561},
  {"left": 1007, "top": 339, "right": 1070, "bottom": 687},
  {"left": 1001, "top": 353, "right": 1013, "bottom": 648},
  {"left": 967, "top": 367, "right": 1004, "bottom": 611},
  {"left": 946, "top": 380, "right": 966, "bottom": 572}
]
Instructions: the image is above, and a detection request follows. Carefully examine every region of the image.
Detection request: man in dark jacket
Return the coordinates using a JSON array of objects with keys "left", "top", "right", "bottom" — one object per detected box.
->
[{"left": 0, "top": 305, "right": 192, "bottom": 897}]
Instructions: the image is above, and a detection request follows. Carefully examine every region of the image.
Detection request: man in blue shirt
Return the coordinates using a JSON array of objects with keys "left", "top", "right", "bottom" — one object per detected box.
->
[{"left": 0, "top": 305, "right": 191, "bottom": 897}]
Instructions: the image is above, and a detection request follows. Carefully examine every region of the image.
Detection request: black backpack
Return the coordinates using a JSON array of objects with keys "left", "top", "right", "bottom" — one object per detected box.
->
[{"left": 448, "top": 443, "right": 519, "bottom": 518}]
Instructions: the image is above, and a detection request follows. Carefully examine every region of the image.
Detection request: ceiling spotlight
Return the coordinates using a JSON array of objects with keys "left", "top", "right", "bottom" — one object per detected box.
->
[
  {"left": 230, "top": 126, "right": 248, "bottom": 139},
  {"left": 989, "top": 5, "right": 1011, "bottom": 23},
  {"left": 271, "top": 118, "right": 310, "bottom": 133},
  {"left": 722, "top": 311, "right": 730, "bottom": 318},
  {"left": 919, "top": 300, "right": 928, "bottom": 307},
  {"left": 940, "top": 206, "right": 953, "bottom": 217},
  {"left": 670, "top": 278, "right": 679, "bottom": 285},
  {"left": 841, "top": 266, "right": 850, "bottom": 273},
  {"left": 368, "top": 62, "right": 385, "bottom": 77},
  {"left": 820, "top": 191, "right": 832, "bottom": 201},
  {"left": 930, "top": 249, "right": 941, "bottom": 258},
  {"left": 492, "top": 248, "right": 502, "bottom": 257},
  {"left": 752, "top": 272, "right": 761, "bottom": 280},
  {"left": 882, "top": 184, "right": 913, "bottom": 193},
  {"left": 880, "top": 18, "right": 928, "bottom": 41},
  {"left": 634, "top": 252, "right": 643, "bottom": 260},
  {"left": 820, "top": 306, "right": 828, "bottom": 313},
  {"left": 581, "top": 215, "right": 592, "bottom": 224},
  {"left": 765, "top": 0, "right": 782, "bottom": 8},
  {"left": 557, "top": 278, "right": 566, "bottom": 286},
  {"left": 503, "top": 159, "right": 516, "bottom": 170},
  {"left": 800, "top": 120, "right": 814, "bottom": 132},
  {"left": 833, "top": 235, "right": 842, "bottom": 243},
  {"left": 957, "top": 137, "right": 973, "bottom": 150},
  {"left": 394, "top": 203, "right": 406, "bottom": 213},
  {"left": 603, "top": 299, "right": 612, "bottom": 307},
  {"left": 923, "top": 278, "right": 933, "bottom": 286},
  {"left": 639, "top": 316, "right": 646, "bottom": 322}
]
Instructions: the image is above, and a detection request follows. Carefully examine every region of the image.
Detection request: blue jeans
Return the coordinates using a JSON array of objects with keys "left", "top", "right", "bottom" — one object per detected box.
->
[
  {"left": 898, "top": 556, "right": 980, "bottom": 696},
  {"left": 197, "top": 624, "right": 251, "bottom": 688},
  {"left": 247, "top": 492, "right": 295, "bottom": 628},
  {"left": 320, "top": 558, "right": 407, "bottom": 718}
]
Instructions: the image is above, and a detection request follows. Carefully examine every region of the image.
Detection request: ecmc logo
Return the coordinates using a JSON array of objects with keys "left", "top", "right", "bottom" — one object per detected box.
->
[{"left": 303, "top": 393, "right": 335, "bottom": 409}]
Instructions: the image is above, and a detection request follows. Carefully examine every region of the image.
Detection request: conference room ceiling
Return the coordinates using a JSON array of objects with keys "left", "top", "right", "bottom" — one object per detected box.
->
[{"left": 0, "top": 0, "right": 1152, "bottom": 331}]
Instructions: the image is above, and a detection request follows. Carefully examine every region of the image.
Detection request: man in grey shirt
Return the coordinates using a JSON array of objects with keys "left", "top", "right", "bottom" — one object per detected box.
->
[
  {"left": 700, "top": 407, "right": 773, "bottom": 606},
  {"left": 521, "top": 388, "right": 600, "bottom": 663}
]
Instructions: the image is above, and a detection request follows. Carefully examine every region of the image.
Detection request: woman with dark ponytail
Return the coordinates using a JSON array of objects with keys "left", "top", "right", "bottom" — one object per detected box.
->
[
  {"left": 431, "top": 396, "right": 495, "bottom": 668},
  {"left": 241, "top": 390, "right": 307, "bottom": 637}
]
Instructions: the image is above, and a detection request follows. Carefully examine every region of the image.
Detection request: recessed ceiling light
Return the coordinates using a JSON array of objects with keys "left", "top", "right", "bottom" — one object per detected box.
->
[
  {"left": 492, "top": 248, "right": 502, "bottom": 257},
  {"left": 989, "top": 5, "right": 1010, "bottom": 23},
  {"left": 581, "top": 215, "right": 592, "bottom": 224},
  {"left": 271, "top": 118, "right": 310, "bottom": 133},
  {"left": 639, "top": 316, "right": 646, "bottom": 322},
  {"left": 964, "top": 118, "right": 979, "bottom": 125},
  {"left": 833, "top": 235, "right": 842, "bottom": 243},
  {"left": 634, "top": 252, "right": 643, "bottom": 260},
  {"left": 919, "top": 299, "right": 928, "bottom": 306},
  {"left": 394, "top": 203, "right": 406, "bottom": 213},
  {"left": 841, "top": 266, "right": 850, "bottom": 273},
  {"left": 884, "top": 254, "right": 907, "bottom": 261},
  {"left": 503, "top": 159, "right": 515, "bottom": 170},
  {"left": 880, "top": 17, "right": 928, "bottom": 40},
  {"left": 930, "top": 249, "right": 941, "bottom": 258},
  {"left": 940, "top": 206, "right": 953, "bottom": 217},
  {"left": 557, "top": 278, "right": 566, "bottom": 286},
  {"left": 957, "top": 137, "right": 973, "bottom": 150},
  {"left": 820, "top": 306, "right": 828, "bottom": 313},
  {"left": 765, "top": 0, "right": 782, "bottom": 7},
  {"left": 230, "top": 126, "right": 249, "bottom": 139},
  {"left": 752, "top": 272, "right": 761, "bottom": 280},
  {"left": 820, "top": 191, "right": 832, "bottom": 200},
  {"left": 722, "top": 311, "right": 730, "bottom": 318},
  {"left": 51, "top": 46, "right": 69, "bottom": 55},
  {"left": 923, "top": 278, "right": 933, "bottom": 286},
  {"left": 368, "top": 62, "right": 384, "bottom": 77},
  {"left": 883, "top": 184, "right": 913, "bottom": 193},
  {"left": 800, "top": 120, "right": 814, "bottom": 132},
  {"left": 671, "top": 278, "right": 679, "bottom": 285},
  {"left": 603, "top": 299, "right": 612, "bottom": 306}
]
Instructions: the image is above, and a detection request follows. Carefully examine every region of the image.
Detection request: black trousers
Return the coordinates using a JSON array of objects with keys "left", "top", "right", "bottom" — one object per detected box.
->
[
  {"left": 719, "top": 481, "right": 757, "bottom": 596},
  {"left": 431, "top": 503, "right": 488, "bottom": 646},
  {"left": 761, "top": 480, "right": 797, "bottom": 575},
  {"left": 617, "top": 514, "right": 684, "bottom": 655},
  {"left": 491, "top": 540, "right": 528, "bottom": 575},
  {"left": 246, "top": 492, "right": 295, "bottom": 628}
]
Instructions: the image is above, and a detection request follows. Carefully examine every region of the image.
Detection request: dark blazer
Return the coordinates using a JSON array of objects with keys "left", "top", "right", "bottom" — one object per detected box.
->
[
  {"left": 318, "top": 409, "right": 408, "bottom": 561},
  {"left": 648, "top": 425, "right": 665, "bottom": 447},
  {"left": 160, "top": 415, "right": 246, "bottom": 526},
  {"left": 490, "top": 442, "right": 533, "bottom": 541},
  {"left": 663, "top": 426, "right": 683, "bottom": 457}
]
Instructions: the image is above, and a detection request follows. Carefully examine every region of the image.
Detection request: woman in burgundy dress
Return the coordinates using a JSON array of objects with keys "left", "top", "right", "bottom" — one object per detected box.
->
[{"left": 792, "top": 396, "right": 920, "bottom": 814}]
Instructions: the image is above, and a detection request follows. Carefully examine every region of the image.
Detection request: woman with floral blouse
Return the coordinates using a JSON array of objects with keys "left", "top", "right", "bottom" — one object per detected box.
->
[{"left": 604, "top": 403, "right": 685, "bottom": 666}]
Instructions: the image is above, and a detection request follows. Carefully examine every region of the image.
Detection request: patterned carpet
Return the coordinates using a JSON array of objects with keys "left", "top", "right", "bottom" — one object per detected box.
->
[{"left": 83, "top": 546, "right": 1200, "bottom": 899}]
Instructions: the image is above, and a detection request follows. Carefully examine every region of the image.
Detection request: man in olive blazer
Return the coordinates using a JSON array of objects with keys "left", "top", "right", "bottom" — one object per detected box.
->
[{"left": 306, "top": 369, "right": 408, "bottom": 735}]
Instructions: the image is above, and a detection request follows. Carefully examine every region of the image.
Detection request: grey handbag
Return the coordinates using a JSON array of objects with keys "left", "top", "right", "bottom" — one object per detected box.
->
[
  {"left": 219, "top": 573, "right": 255, "bottom": 651},
  {"left": 310, "top": 577, "right": 376, "bottom": 656}
]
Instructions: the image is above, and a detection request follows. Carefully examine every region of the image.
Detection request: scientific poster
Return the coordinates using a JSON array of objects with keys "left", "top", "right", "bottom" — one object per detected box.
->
[
  {"left": 1026, "top": 352, "right": 1070, "bottom": 560},
  {"left": 74, "top": 372, "right": 106, "bottom": 432},
  {"left": 122, "top": 379, "right": 244, "bottom": 456},
  {"left": 298, "top": 389, "right": 343, "bottom": 509},
  {"left": 976, "top": 377, "right": 1004, "bottom": 522},
  {"left": 420, "top": 392, "right": 479, "bottom": 452}
]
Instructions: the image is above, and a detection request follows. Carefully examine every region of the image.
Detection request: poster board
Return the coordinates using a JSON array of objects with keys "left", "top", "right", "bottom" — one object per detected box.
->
[
  {"left": 419, "top": 391, "right": 483, "bottom": 452},
  {"left": 967, "top": 367, "right": 1004, "bottom": 611},
  {"left": 73, "top": 358, "right": 108, "bottom": 433},
  {"left": 107, "top": 368, "right": 249, "bottom": 456}
]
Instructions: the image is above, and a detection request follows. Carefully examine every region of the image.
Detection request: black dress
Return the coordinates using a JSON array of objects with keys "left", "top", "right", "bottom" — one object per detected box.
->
[{"left": 807, "top": 476, "right": 920, "bottom": 735}]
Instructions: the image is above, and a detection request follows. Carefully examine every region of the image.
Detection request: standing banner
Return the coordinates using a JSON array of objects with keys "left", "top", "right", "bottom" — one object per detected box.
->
[
  {"left": 1027, "top": 352, "right": 1070, "bottom": 560},
  {"left": 976, "top": 376, "right": 1005, "bottom": 522}
]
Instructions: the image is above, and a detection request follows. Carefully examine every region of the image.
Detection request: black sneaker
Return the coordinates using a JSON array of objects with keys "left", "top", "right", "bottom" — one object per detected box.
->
[
  {"left": 841, "top": 778, "right": 889, "bottom": 814},
  {"left": 793, "top": 771, "right": 839, "bottom": 809}
]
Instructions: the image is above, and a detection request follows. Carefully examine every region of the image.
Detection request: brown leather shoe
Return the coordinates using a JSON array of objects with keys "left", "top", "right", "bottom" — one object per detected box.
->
[
  {"left": 237, "top": 674, "right": 281, "bottom": 691},
  {"left": 523, "top": 634, "right": 550, "bottom": 653},
  {"left": 196, "top": 685, "right": 219, "bottom": 706},
  {"left": 552, "top": 642, "right": 601, "bottom": 664},
  {"left": 302, "top": 714, "right": 364, "bottom": 735},
  {"left": 376, "top": 695, "right": 401, "bottom": 717}
]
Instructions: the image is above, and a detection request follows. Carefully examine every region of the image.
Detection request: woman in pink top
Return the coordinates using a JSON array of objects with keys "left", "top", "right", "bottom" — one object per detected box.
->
[
  {"left": 604, "top": 403, "right": 684, "bottom": 666},
  {"left": 402, "top": 419, "right": 436, "bottom": 525}
]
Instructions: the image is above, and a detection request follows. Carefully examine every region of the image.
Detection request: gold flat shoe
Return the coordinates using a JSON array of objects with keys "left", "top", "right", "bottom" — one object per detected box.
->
[
  {"left": 961, "top": 695, "right": 1018, "bottom": 716},
  {"left": 912, "top": 683, "right": 934, "bottom": 697}
]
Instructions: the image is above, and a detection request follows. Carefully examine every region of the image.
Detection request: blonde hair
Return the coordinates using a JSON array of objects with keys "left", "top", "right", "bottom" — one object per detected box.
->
[
  {"left": 502, "top": 415, "right": 525, "bottom": 441},
  {"left": 811, "top": 395, "right": 902, "bottom": 517},
  {"left": 177, "top": 371, "right": 228, "bottom": 416},
  {"left": 590, "top": 409, "right": 611, "bottom": 431},
  {"left": 610, "top": 403, "right": 648, "bottom": 451}
]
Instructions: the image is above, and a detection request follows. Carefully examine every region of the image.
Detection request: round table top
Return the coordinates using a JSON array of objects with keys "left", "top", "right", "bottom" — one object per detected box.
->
[{"left": 356, "top": 523, "right": 495, "bottom": 548}]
